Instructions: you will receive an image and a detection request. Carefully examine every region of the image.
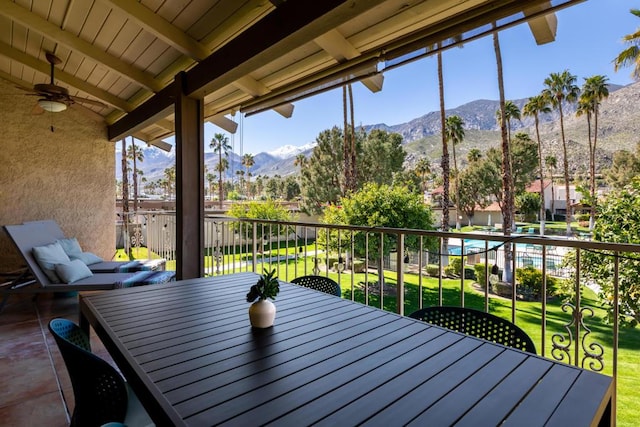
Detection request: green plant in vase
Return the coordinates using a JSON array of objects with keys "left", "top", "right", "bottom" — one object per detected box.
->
[{"left": 246, "top": 268, "right": 279, "bottom": 328}]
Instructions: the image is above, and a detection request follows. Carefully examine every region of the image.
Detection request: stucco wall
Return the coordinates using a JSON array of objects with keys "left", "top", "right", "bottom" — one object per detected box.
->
[{"left": 0, "top": 78, "right": 115, "bottom": 274}]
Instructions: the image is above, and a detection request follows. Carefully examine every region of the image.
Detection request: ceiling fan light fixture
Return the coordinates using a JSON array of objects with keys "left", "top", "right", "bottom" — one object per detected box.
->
[{"left": 38, "top": 99, "right": 67, "bottom": 112}]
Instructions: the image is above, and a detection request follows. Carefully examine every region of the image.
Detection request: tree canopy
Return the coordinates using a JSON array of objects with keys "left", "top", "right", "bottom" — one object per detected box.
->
[
  {"left": 300, "top": 127, "right": 405, "bottom": 214},
  {"left": 227, "top": 199, "right": 294, "bottom": 241},
  {"left": 319, "top": 183, "right": 436, "bottom": 259},
  {"left": 581, "top": 178, "right": 640, "bottom": 326}
]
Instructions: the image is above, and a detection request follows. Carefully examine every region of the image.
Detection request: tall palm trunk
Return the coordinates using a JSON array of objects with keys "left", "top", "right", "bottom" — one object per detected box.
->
[
  {"left": 438, "top": 50, "right": 449, "bottom": 232},
  {"left": 493, "top": 25, "right": 513, "bottom": 282},
  {"left": 452, "top": 141, "right": 460, "bottom": 229},
  {"left": 131, "top": 137, "right": 139, "bottom": 213},
  {"left": 558, "top": 102, "right": 572, "bottom": 236},
  {"left": 437, "top": 48, "right": 449, "bottom": 266},
  {"left": 590, "top": 106, "right": 598, "bottom": 230},
  {"left": 218, "top": 150, "right": 224, "bottom": 209},
  {"left": 342, "top": 85, "right": 349, "bottom": 195},
  {"left": 121, "top": 139, "right": 132, "bottom": 259},
  {"left": 534, "top": 116, "right": 545, "bottom": 235},
  {"left": 349, "top": 84, "right": 357, "bottom": 189}
]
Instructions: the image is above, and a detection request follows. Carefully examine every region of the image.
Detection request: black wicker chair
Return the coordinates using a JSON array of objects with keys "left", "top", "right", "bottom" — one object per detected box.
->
[
  {"left": 291, "top": 275, "right": 342, "bottom": 297},
  {"left": 48, "top": 318, "right": 153, "bottom": 427},
  {"left": 408, "top": 306, "right": 537, "bottom": 354}
]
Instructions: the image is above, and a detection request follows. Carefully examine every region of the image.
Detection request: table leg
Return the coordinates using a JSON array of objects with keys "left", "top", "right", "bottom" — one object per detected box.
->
[{"left": 78, "top": 295, "right": 90, "bottom": 336}]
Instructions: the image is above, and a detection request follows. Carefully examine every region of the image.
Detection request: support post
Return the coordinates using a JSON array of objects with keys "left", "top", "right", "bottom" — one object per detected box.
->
[{"left": 174, "top": 71, "right": 204, "bottom": 279}]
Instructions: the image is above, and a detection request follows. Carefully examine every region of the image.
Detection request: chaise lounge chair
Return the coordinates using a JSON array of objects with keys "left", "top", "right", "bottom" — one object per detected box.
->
[
  {"left": 1, "top": 222, "right": 175, "bottom": 311},
  {"left": 22, "top": 220, "right": 166, "bottom": 273}
]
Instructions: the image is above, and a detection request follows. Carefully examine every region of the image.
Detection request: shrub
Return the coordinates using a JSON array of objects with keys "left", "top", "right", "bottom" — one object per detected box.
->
[
  {"left": 575, "top": 213, "right": 590, "bottom": 222},
  {"left": 425, "top": 265, "right": 440, "bottom": 277},
  {"left": 448, "top": 257, "right": 462, "bottom": 276},
  {"left": 515, "top": 266, "right": 557, "bottom": 300},
  {"left": 474, "top": 264, "right": 487, "bottom": 286},
  {"left": 444, "top": 265, "right": 455, "bottom": 277},
  {"left": 352, "top": 260, "right": 365, "bottom": 273}
]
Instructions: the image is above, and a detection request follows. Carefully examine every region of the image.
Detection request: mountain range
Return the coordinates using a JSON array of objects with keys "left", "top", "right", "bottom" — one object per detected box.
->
[{"left": 116, "top": 81, "right": 640, "bottom": 183}]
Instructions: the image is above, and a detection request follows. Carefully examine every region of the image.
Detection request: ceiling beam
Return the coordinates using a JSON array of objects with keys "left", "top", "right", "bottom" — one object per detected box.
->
[
  {"left": 233, "top": 76, "right": 294, "bottom": 118},
  {"left": 100, "top": 0, "right": 210, "bottom": 60},
  {"left": 110, "top": 0, "right": 390, "bottom": 139},
  {"left": 0, "top": 68, "right": 31, "bottom": 89},
  {"left": 200, "top": 1, "right": 274, "bottom": 52},
  {"left": 524, "top": 2, "right": 557, "bottom": 45},
  {"left": 208, "top": 114, "right": 239, "bottom": 134},
  {"left": 108, "top": 81, "right": 175, "bottom": 141},
  {"left": 314, "top": 29, "right": 383, "bottom": 93},
  {"left": 0, "top": 0, "right": 162, "bottom": 92},
  {"left": 185, "top": 0, "right": 387, "bottom": 97},
  {"left": 0, "top": 42, "right": 132, "bottom": 112}
]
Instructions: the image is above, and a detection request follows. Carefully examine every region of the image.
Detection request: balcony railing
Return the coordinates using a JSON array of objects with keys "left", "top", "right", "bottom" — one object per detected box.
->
[{"left": 120, "top": 211, "right": 640, "bottom": 421}]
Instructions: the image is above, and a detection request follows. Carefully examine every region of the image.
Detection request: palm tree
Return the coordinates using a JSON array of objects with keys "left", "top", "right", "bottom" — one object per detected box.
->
[
  {"left": 523, "top": 94, "right": 551, "bottom": 235},
  {"left": 495, "top": 100, "right": 522, "bottom": 144},
  {"left": 206, "top": 173, "right": 215, "bottom": 201},
  {"left": 120, "top": 139, "right": 131, "bottom": 257},
  {"left": 436, "top": 47, "right": 450, "bottom": 233},
  {"left": 445, "top": 115, "right": 465, "bottom": 229},
  {"left": 126, "top": 139, "right": 144, "bottom": 213},
  {"left": 467, "top": 148, "right": 482, "bottom": 163},
  {"left": 215, "top": 157, "right": 229, "bottom": 203},
  {"left": 578, "top": 75, "right": 609, "bottom": 230},
  {"left": 242, "top": 153, "right": 255, "bottom": 198},
  {"left": 294, "top": 153, "right": 307, "bottom": 169},
  {"left": 614, "top": 9, "right": 640, "bottom": 79},
  {"left": 495, "top": 100, "right": 521, "bottom": 231},
  {"left": 493, "top": 23, "right": 514, "bottom": 282},
  {"left": 342, "top": 84, "right": 357, "bottom": 193},
  {"left": 255, "top": 175, "right": 264, "bottom": 199},
  {"left": 163, "top": 166, "right": 175, "bottom": 200},
  {"left": 542, "top": 70, "right": 580, "bottom": 236},
  {"left": 210, "top": 133, "right": 231, "bottom": 209},
  {"left": 415, "top": 157, "right": 431, "bottom": 194},
  {"left": 545, "top": 155, "right": 558, "bottom": 221},
  {"left": 235, "top": 170, "right": 245, "bottom": 194}
]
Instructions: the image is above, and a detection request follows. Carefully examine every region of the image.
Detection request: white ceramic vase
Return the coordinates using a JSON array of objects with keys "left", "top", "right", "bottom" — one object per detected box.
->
[{"left": 248, "top": 299, "right": 276, "bottom": 328}]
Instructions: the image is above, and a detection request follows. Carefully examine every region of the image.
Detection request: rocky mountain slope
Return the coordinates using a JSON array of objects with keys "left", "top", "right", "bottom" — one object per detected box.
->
[{"left": 117, "top": 81, "right": 639, "bottom": 182}]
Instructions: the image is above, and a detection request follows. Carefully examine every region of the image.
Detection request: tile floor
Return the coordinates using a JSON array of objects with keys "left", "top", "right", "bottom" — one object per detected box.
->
[{"left": 0, "top": 290, "right": 115, "bottom": 426}]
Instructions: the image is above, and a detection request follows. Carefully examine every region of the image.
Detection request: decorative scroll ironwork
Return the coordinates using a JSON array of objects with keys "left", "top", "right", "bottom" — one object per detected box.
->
[
  {"left": 551, "top": 303, "right": 574, "bottom": 364},
  {"left": 551, "top": 302, "right": 605, "bottom": 372},
  {"left": 580, "top": 307, "right": 605, "bottom": 371}
]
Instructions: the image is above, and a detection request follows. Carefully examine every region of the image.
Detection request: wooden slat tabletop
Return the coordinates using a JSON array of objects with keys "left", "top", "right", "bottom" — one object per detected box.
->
[{"left": 79, "top": 272, "right": 614, "bottom": 426}]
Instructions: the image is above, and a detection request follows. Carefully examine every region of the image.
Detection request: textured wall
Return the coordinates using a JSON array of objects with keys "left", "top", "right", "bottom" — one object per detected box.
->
[{"left": 0, "top": 78, "right": 115, "bottom": 273}]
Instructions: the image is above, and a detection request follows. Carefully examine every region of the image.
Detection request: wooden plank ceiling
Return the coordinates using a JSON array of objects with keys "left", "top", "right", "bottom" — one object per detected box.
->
[{"left": 0, "top": 0, "right": 580, "bottom": 148}]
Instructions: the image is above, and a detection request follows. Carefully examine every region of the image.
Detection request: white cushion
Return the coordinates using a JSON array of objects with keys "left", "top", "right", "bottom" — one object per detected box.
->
[
  {"left": 32, "top": 242, "right": 70, "bottom": 283},
  {"left": 55, "top": 259, "right": 94, "bottom": 283}
]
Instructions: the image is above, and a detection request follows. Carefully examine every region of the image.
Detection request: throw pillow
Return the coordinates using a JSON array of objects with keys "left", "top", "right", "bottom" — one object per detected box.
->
[
  {"left": 56, "top": 238, "right": 84, "bottom": 259},
  {"left": 74, "top": 251, "right": 104, "bottom": 265},
  {"left": 32, "top": 242, "right": 70, "bottom": 283},
  {"left": 55, "top": 259, "right": 93, "bottom": 283}
]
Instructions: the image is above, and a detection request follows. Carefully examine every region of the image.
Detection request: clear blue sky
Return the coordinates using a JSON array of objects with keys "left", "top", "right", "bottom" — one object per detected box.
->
[{"left": 199, "top": 0, "right": 637, "bottom": 156}]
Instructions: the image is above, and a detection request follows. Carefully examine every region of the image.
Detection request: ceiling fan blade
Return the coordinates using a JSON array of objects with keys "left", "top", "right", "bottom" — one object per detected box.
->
[
  {"left": 70, "top": 95, "right": 107, "bottom": 108},
  {"left": 15, "top": 84, "right": 35, "bottom": 92},
  {"left": 69, "top": 103, "right": 105, "bottom": 122}
]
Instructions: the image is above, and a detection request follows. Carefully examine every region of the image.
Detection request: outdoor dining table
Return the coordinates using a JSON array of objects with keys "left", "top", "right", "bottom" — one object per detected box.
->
[{"left": 79, "top": 272, "right": 614, "bottom": 426}]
